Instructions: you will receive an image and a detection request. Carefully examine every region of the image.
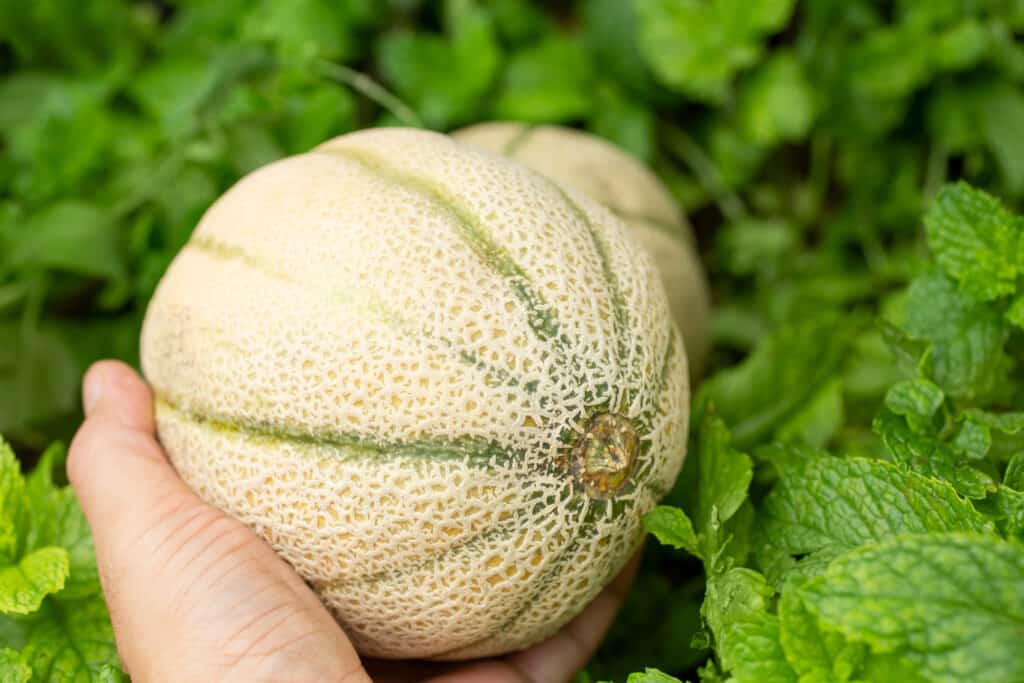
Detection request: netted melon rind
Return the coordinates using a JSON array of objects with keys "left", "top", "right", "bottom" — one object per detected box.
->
[
  {"left": 453, "top": 122, "right": 712, "bottom": 376},
  {"left": 141, "top": 127, "right": 689, "bottom": 659}
]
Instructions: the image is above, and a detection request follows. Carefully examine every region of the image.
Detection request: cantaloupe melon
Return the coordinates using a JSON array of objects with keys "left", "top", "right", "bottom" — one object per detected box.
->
[
  {"left": 140, "top": 128, "right": 689, "bottom": 660},
  {"left": 453, "top": 122, "right": 712, "bottom": 376}
]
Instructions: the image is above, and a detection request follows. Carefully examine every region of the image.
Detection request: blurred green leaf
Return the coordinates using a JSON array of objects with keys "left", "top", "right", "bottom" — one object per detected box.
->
[
  {"left": 494, "top": 35, "right": 592, "bottom": 122},
  {"left": 737, "top": 52, "right": 816, "bottom": 146},
  {"left": 4, "top": 203, "right": 125, "bottom": 281},
  {"left": 378, "top": 0, "right": 500, "bottom": 129},
  {"left": 633, "top": 0, "right": 796, "bottom": 102}
]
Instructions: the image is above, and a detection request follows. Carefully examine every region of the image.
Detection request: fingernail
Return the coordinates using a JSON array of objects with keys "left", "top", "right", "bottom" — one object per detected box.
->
[{"left": 83, "top": 369, "right": 106, "bottom": 415}]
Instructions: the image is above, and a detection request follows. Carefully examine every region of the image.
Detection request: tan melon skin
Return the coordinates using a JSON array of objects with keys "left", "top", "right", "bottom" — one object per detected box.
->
[
  {"left": 141, "top": 128, "right": 689, "bottom": 660},
  {"left": 453, "top": 122, "right": 712, "bottom": 376}
]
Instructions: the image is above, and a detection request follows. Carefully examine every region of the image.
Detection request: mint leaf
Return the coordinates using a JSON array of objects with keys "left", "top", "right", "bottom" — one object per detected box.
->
[
  {"left": 924, "top": 182, "right": 1023, "bottom": 301},
  {"left": 800, "top": 534, "right": 1024, "bottom": 683},
  {"left": 0, "top": 442, "right": 69, "bottom": 615},
  {"left": 1006, "top": 453, "right": 1024, "bottom": 490},
  {"left": 697, "top": 315, "right": 855, "bottom": 448},
  {"left": 697, "top": 414, "right": 753, "bottom": 566},
  {"left": 634, "top": 0, "right": 796, "bottom": 102},
  {"left": 377, "top": 1, "right": 500, "bottom": 129},
  {"left": 24, "top": 445, "right": 99, "bottom": 600},
  {"left": 240, "top": 0, "right": 363, "bottom": 63},
  {"left": 951, "top": 417, "right": 991, "bottom": 460},
  {"left": 884, "top": 377, "right": 945, "bottom": 428},
  {"left": 874, "top": 411, "right": 997, "bottom": 499},
  {"left": 625, "top": 668, "right": 683, "bottom": 683},
  {"left": 0, "top": 547, "right": 68, "bottom": 615},
  {"left": 719, "top": 614, "right": 797, "bottom": 683},
  {"left": 902, "top": 271, "right": 1011, "bottom": 401},
  {"left": 647, "top": 414, "right": 752, "bottom": 566},
  {"left": 755, "top": 449, "right": 994, "bottom": 585},
  {"left": 3, "top": 202, "right": 125, "bottom": 282},
  {"left": 494, "top": 36, "right": 592, "bottom": 122},
  {"left": 0, "top": 441, "right": 120, "bottom": 678},
  {"left": 964, "top": 410, "right": 1024, "bottom": 436},
  {"left": 702, "top": 567, "right": 774, "bottom": 644},
  {"left": 697, "top": 414, "right": 752, "bottom": 532},
  {"left": 3, "top": 594, "right": 121, "bottom": 682},
  {"left": 0, "top": 649, "right": 31, "bottom": 683},
  {"left": 778, "top": 588, "right": 865, "bottom": 682},
  {"left": 736, "top": 51, "right": 816, "bottom": 147},
  {"left": 643, "top": 505, "right": 699, "bottom": 557},
  {"left": 776, "top": 378, "right": 844, "bottom": 449},
  {"left": 977, "top": 81, "right": 1024, "bottom": 194},
  {"left": 0, "top": 443, "right": 26, "bottom": 559}
]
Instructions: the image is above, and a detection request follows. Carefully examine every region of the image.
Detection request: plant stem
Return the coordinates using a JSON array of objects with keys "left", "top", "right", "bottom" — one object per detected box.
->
[
  {"left": 662, "top": 124, "right": 747, "bottom": 223},
  {"left": 315, "top": 60, "right": 424, "bottom": 128}
]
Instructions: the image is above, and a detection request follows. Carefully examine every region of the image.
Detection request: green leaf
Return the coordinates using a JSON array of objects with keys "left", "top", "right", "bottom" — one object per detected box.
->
[
  {"left": 976, "top": 81, "right": 1024, "bottom": 194},
  {"left": 494, "top": 36, "right": 592, "bottom": 123},
  {"left": 719, "top": 614, "right": 797, "bottom": 683},
  {"left": 0, "top": 648, "right": 31, "bottom": 683},
  {"left": 2, "top": 594, "right": 121, "bottom": 682},
  {"left": 924, "top": 182, "right": 1023, "bottom": 302},
  {"left": 902, "top": 271, "right": 1012, "bottom": 401},
  {"left": 737, "top": 51, "right": 816, "bottom": 146},
  {"left": 884, "top": 377, "right": 944, "bottom": 431},
  {"left": 0, "top": 441, "right": 71, "bottom": 616},
  {"left": 799, "top": 534, "right": 1024, "bottom": 683},
  {"left": 24, "top": 445, "right": 99, "bottom": 601},
  {"left": 633, "top": 0, "right": 796, "bottom": 102},
  {"left": 778, "top": 588, "right": 865, "bottom": 682},
  {"left": 776, "top": 378, "right": 844, "bottom": 449},
  {"left": 755, "top": 449, "right": 994, "bottom": 586},
  {"left": 588, "top": 82, "right": 655, "bottom": 161},
  {"left": 874, "top": 411, "right": 997, "bottom": 499},
  {"left": 240, "top": 0, "right": 363, "bottom": 62},
  {"left": 0, "top": 322, "right": 82, "bottom": 437},
  {"left": 625, "top": 668, "right": 684, "bottom": 683},
  {"left": 644, "top": 505, "right": 699, "bottom": 557},
  {"left": 696, "top": 414, "right": 754, "bottom": 567},
  {"left": 716, "top": 219, "right": 797, "bottom": 278},
  {"left": 1006, "top": 453, "right": 1024, "bottom": 490},
  {"left": 377, "top": 0, "right": 500, "bottom": 129},
  {"left": 951, "top": 418, "right": 991, "bottom": 460},
  {"left": 582, "top": 0, "right": 660, "bottom": 98},
  {"left": 0, "top": 442, "right": 26, "bottom": 560},
  {"left": 0, "top": 548, "right": 69, "bottom": 615},
  {"left": 4, "top": 202, "right": 125, "bottom": 280},
  {"left": 702, "top": 567, "right": 774, "bottom": 642},
  {"left": 697, "top": 315, "right": 856, "bottom": 448},
  {"left": 964, "top": 410, "right": 1024, "bottom": 436},
  {"left": 848, "top": 27, "right": 932, "bottom": 101},
  {"left": 697, "top": 414, "right": 752, "bottom": 532}
]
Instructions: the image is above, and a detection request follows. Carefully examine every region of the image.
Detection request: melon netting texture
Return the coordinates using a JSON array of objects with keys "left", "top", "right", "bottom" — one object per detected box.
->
[
  {"left": 453, "top": 123, "right": 711, "bottom": 374},
  {"left": 141, "top": 128, "right": 690, "bottom": 659}
]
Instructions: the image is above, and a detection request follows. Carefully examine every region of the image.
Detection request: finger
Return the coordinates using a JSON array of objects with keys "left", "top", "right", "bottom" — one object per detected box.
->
[{"left": 428, "top": 549, "right": 644, "bottom": 683}]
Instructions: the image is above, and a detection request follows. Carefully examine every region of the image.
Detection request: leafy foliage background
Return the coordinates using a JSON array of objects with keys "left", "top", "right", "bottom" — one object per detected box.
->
[{"left": 2, "top": 1, "right": 1024, "bottom": 681}]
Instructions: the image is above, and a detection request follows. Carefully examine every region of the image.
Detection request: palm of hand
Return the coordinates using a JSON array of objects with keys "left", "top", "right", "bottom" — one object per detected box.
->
[{"left": 68, "top": 361, "right": 637, "bottom": 683}]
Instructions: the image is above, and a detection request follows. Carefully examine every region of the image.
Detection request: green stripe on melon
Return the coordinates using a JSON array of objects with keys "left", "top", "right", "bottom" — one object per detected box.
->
[
  {"left": 157, "top": 395, "right": 514, "bottom": 468},
  {"left": 453, "top": 122, "right": 712, "bottom": 377},
  {"left": 317, "top": 145, "right": 565, "bottom": 346}
]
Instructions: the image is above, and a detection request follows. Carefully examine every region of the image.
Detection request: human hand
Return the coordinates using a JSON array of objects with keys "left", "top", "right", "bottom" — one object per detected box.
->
[{"left": 68, "top": 360, "right": 640, "bottom": 683}]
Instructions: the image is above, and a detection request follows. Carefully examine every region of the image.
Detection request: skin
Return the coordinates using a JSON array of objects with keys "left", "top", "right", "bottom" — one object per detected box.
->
[{"left": 67, "top": 360, "right": 640, "bottom": 683}]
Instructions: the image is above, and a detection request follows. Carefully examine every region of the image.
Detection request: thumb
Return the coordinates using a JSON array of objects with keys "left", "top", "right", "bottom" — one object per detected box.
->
[
  {"left": 68, "top": 360, "right": 192, "bottom": 547},
  {"left": 67, "top": 361, "right": 368, "bottom": 682}
]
